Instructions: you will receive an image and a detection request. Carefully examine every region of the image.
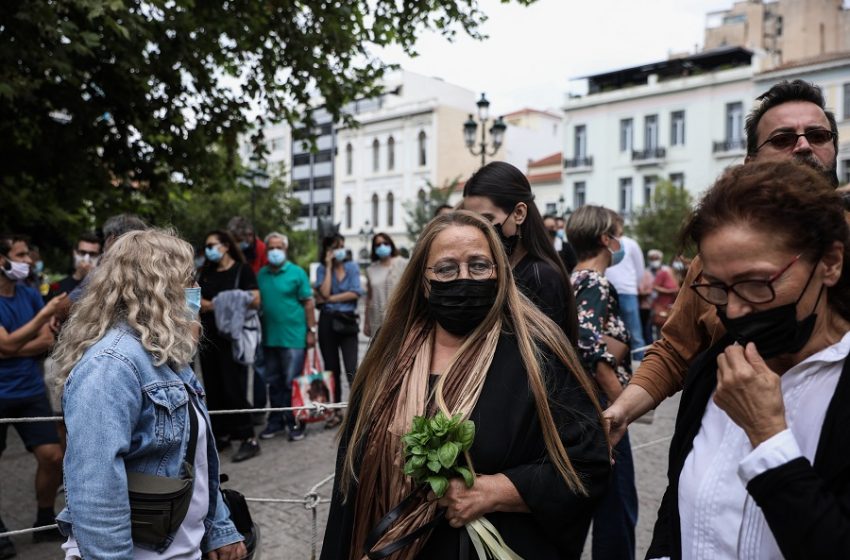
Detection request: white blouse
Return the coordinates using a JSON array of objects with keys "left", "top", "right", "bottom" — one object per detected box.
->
[{"left": 666, "top": 332, "right": 850, "bottom": 560}]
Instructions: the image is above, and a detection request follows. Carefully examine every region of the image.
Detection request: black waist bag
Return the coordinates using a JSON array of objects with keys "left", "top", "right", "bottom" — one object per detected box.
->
[
  {"left": 127, "top": 386, "right": 199, "bottom": 546},
  {"left": 331, "top": 312, "right": 359, "bottom": 336}
]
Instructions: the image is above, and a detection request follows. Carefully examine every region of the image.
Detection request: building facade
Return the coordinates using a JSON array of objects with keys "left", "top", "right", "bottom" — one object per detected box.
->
[{"left": 562, "top": 47, "right": 755, "bottom": 218}]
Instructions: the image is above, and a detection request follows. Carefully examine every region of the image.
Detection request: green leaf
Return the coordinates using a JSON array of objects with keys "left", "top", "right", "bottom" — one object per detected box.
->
[
  {"left": 438, "top": 441, "right": 459, "bottom": 469},
  {"left": 456, "top": 420, "right": 475, "bottom": 451},
  {"left": 455, "top": 466, "right": 475, "bottom": 488},
  {"left": 411, "top": 455, "right": 426, "bottom": 468},
  {"left": 403, "top": 461, "right": 417, "bottom": 476},
  {"left": 411, "top": 445, "right": 425, "bottom": 456},
  {"left": 427, "top": 476, "right": 449, "bottom": 498},
  {"left": 427, "top": 460, "right": 442, "bottom": 473}
]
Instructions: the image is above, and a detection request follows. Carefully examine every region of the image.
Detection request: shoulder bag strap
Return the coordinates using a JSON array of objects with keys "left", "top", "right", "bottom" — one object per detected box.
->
[
  {"left": 234, "top": 263, "right": 243, "bottom": 290},
  {"left": 183, "top": 384, "right": 200, "bottom": 468},
  {"left": 364, "top": 484, "right": 446, "bottom": 559}
]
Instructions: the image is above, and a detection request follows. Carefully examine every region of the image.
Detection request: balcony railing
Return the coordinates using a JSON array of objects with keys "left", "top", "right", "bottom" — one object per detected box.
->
[
  {"left": 631, "top": 147, "right": 666, "bottom": 162},
  {"left": 712, "top": 138, "right": 747, "bottom": 153},
  {"left": 564, "top": 156, "right": 593, "bottom": 170}
]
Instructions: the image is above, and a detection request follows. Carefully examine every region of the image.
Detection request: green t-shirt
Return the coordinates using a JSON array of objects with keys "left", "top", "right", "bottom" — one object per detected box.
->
[{"left": 257, "top": 262, "right": 313, "bottom": 349}]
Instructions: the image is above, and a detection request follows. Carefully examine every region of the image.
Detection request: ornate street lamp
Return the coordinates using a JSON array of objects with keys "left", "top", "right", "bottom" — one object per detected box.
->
[{"left": 463, "top": 93, "right": 507, "bottom": 166}]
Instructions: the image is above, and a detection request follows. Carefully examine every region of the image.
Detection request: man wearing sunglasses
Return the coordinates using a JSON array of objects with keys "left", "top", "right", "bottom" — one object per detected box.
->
[
  {"left": 605, "top": 79, "right": 841, "bottom": 444},
  {"left": 48, "top": 232, "right": 101, "bottom": 304}
]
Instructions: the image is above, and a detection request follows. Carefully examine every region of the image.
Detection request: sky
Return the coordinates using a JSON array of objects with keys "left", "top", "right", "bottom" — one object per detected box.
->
[{"left": 375, "top": 0, "right": 760, "bottom": 115}]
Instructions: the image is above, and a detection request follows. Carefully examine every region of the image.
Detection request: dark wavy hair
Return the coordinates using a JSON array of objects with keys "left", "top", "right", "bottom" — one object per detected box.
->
[
  {"left": 201, "top": 229, "right": 246, "bottom": 271},
  {"left": 370, "top": 232, "right": 399, "bottom": 262},
  {"left": 681, "top": 161, "right": 850, "bottom": 320},
  {"left": 463, "top": 161, "right": 578, "bottom": 343}
]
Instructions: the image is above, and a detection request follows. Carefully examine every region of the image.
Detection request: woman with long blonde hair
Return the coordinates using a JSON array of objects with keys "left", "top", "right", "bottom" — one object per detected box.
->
[
  {"left": 52, "top": 229, "right": 246, "bottom": 560},
  {"left": 321, "top": 211, "right": 610, "bottom": 559}
]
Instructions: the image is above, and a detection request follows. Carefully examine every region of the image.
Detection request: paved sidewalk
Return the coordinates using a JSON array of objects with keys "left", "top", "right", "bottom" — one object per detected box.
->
[{"left": 0, "top": 331, "right": 679, "bottom": 559}]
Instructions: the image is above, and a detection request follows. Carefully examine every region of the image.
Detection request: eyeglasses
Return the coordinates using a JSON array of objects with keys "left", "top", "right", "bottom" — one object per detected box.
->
[
  {"left": 690, "top": 254, "right": 801, "bottom": 306},
  {"left": 756, "top": 129, "right": 835, "bottom": 151},
  {"left": 427, "top": 259, "right": 496, "bottom": 281}
]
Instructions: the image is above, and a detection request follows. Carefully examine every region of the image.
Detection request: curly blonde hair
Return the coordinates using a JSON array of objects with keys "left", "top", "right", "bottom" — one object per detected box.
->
[{"left": 52, "top": 229, "right": 199, "bottom": 382}]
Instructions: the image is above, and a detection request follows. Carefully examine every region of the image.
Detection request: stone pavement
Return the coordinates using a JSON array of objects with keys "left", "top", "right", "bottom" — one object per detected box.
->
[{"left": 0, "top": 332, "right": 680, "bottom": 559}]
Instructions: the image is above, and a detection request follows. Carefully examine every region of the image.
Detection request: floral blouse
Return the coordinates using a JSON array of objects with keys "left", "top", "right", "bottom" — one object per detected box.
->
[{"left": 570, "top": 269, "right": 632, "bottom": 388}]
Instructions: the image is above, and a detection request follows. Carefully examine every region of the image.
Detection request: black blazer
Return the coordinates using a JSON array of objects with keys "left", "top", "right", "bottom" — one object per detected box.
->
[{"left": 646, "top": 336, "right": 850, "bottom": 560}]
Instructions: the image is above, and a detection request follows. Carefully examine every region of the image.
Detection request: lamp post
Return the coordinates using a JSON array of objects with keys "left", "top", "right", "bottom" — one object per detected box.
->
[
  {"left": 358, "top": 221, "right": 374, "bottom": 263},
  {"left": 463, "top": 93, "right": 507, "bottom": 166},
  {"left": 239, "top": 162, "right": 271, "bottom": 237}
]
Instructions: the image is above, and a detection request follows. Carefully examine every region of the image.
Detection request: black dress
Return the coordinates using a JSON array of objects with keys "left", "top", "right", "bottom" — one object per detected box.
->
[
  {"left": 513, "top": 254, "right": 577, "bottom": 344},
  {"left": 197, "top": 263, "right": 258, "bottom": 441},
  {"left": 320, "top": 333, "right": 610, "bottom": 560}
]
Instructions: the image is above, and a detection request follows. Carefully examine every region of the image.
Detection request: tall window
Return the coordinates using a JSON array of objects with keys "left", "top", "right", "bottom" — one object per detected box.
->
[
  {"left": 843, "top": 83, "right": 850, "bottom": 120},
  {"left": 345, "top": 143, "right": 353, "bottom": 175},
  {"left": 372, "top": 138, "right": 380, "bottom": 172},
  {"left": 619, "top": 119, "right": 633, "bottom": 153},
  {"left": 726, "top": 102, "right": 744, "bottom": 142},
  {"left": 418, "top": 131, "right": 427, "bottom": 166},
  {"left": 387, "top": 192, "right": 395, "bottom": 226},
  {"left": 619, "top": 177, "right": 633, "bottom": 218},
  {"left": 387, "top": 136, "right": 395, "bottom": 171},
  {"left": 670, "top": 111, "right": 685, "bottom": 146},
  {"left": 574, "top": 125, "right": 587, "bottom": 159},
  {"left": 574, "top": 181, "right": 586, "bottom": 209},
  {"left": 643, "top": 175, "right": 658, "bottom": 207},
  {"left": 644, "top": 115, "right": 658, "bottom": 150},
  {"left": 345, "top": 196, "right": 352, "bottom": 229},
  {"left": 371, "top": 193, "right": 379, "bottom": 227},
  {"left": 670, "top": 172, "right": 685, "bottom": 189}
]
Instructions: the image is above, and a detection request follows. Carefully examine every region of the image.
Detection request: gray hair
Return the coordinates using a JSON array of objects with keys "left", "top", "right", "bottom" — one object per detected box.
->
[
  {"left": 102, "top": 214, "right": 148, "bottom": 241},
  {"left": 264, "top": 232, "right": 288, "bottom": 247}
]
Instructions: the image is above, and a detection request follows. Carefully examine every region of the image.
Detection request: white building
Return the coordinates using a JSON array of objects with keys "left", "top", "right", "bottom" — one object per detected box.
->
[
  {"left": 335, "top": 71, "right": 506, "bottom": 257},
  {"left": 562, "top": 47, "right": 756, "bottom": 217}
]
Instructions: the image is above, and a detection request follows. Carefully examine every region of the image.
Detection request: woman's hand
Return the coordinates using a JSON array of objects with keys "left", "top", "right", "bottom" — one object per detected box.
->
[
  {"left": 714, "top": 342, "right": 787, "bottom": 448},
  {"left": 436, "top": 474, "right": 527, "bottom": 528},
  {"left": 324, "top": 249, "right": 334, "bottom": 266},
  {"left": 207, "top": 541, "right": 247, "bottom": 560}
]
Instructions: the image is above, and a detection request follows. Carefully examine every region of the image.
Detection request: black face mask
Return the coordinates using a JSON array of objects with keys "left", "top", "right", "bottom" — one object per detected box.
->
[
  {"left": 717, "top": 264, "right": 823, "bottom": 359},
  {"left": 428, "top": 278, "right": 497, "bottom": 336},
  {"left": 494, "top": 218, "right": 519, "bottom": 257}
]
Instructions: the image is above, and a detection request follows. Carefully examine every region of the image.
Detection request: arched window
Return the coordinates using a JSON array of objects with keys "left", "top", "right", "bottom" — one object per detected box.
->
[
  {"left": 371, "top": 193, "right": 380, "bottom": 227},
  {"left": 387, "top": 136, "right": 395, "bottom": 171},
  {"left": 372, "top": 138, "right": 380, "bottom": 172},
  {"left": 345, "top": 196, "right": 352, "bottom": 229},
  {"left": 345, "top": 143, "right": 353, "bottom": 175},
  {"left": 418, "top": 130, "right": 427, "bottom": 166},
  {"left": 387, "top": 192, "right": 395, "bottom": 227}
]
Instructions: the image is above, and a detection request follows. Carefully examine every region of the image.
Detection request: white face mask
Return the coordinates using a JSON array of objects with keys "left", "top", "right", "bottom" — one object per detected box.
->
[
  {"left": 2, "top": 260, "right": 30, "bottom": 281},
  {"left": 74, "top": 253, "right": 99, "bottom": 269}
]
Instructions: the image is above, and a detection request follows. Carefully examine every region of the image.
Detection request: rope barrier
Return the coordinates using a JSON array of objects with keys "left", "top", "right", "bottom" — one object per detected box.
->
[
  {"left": 631, "top": 435, "right": 673, "bottom": 451},
  {"left": 0, "top": 402, "right": 349, "bottom": 424}
]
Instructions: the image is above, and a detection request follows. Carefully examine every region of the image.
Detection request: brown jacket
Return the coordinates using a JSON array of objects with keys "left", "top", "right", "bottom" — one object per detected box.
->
[{"left": 629, "top": 256, "right": 728, "bottom": 403}]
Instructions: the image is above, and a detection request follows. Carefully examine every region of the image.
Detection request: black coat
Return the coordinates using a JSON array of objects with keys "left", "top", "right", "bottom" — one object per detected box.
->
[
  {"left": 320, "top": 333, "right": 610, "bottom": 559},
  {"left": 647, "top": 335, "right": 850, "bottom": 560}
]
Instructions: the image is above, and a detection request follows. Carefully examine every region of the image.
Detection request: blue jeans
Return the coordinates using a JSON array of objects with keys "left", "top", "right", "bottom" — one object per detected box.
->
[
  {"left": 618, "top": 294, "right": 646, "bottom": 360},
  {"left": 264, "top": 347, "right": 305, "bottom": 429},
  {"left": 591, "top": 430, "right": 638, "bottom": 560}
]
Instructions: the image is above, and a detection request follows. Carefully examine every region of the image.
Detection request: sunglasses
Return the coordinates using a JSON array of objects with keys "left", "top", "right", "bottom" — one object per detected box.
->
[
  {"left": 76, "top": 250, "right": 100, "bottom": 258},
  {"left": 204, "top": 243, "right": 220, "bottom": 250},
  {"left": 756, "top": 128, "right": 835, "bottom": 151}
]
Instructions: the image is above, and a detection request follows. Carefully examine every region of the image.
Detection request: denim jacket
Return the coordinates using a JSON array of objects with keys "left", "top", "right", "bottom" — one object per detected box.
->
[{"left": 56, "top": 325, "right": 243, "bottom": 558}]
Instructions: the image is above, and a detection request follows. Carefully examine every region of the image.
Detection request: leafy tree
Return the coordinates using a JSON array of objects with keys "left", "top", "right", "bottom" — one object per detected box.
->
[
  {"left": 631, "top": 181, "right": 695, "bottom": 261},
  {"left": 403, "top": 178, "right": 458, "bottom": 242},
  {"left": 1, "top": 0, "right": 534, "bottom": 259}
]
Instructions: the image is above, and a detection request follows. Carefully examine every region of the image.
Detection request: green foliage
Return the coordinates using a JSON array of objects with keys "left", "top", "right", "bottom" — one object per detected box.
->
[
  {"left": 631, "top": 181, "right": 695, "bottom": 261},
  {"left": 286, "top": 230, "right": 319, "bottom": 271},
  {"left": 402, "top": 411, "right": 476, "bottom": 497},
  {"left": 0, "top": 0, "right": 533, "bottom": 258},
  {"left": 403, "top": 178, "right": 458, "bottom": 242}
]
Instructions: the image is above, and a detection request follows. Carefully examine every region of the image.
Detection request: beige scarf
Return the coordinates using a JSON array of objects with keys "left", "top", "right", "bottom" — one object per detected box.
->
[{"left": 350, "top": 318, "right": 502, "bottom": 560}]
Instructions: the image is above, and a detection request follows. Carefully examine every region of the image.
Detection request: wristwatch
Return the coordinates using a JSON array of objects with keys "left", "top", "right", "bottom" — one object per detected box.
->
[{"left": 308, "top": 326, "right": 317, "bottom": 334}]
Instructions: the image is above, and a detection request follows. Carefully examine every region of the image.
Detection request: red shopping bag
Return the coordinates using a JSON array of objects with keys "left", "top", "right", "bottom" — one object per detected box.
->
[{"left": 292, "top": 349, "right": 336, "bottom": 424}]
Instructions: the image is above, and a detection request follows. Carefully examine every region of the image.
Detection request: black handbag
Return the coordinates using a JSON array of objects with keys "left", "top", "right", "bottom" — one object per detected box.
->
[
  {"left": 331, "top": 312, "right": 359, "bottom": 336},
  {"left": 127, "top": 386, "right": 198, "bottom": 546}
]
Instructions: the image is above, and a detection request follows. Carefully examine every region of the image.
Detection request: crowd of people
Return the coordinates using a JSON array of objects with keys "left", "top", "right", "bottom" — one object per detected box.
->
[{"left": 0, "top": 77, "right": 846, "bottom": 559}]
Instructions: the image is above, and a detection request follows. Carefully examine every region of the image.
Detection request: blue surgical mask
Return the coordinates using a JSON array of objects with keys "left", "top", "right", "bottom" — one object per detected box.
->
[
  {"left": 268, "top": 249, "right": 286, "bottom": 267},
  {"left": 184, "top": 287, "right": 202, "bottom": 316},
  {"left": 34, "top": 261, "right": 44, "bottom": 274},
  {"left": 333, "top": 248, "right": 347, "bottom": 262},
  {"left": 556, "top": 230, "right": 565, "bottom": 240},
  {"left": 375, "top": 244, "right": 392, "bottom": 259},
  {"left": 205, "top": 245, "right": 223, "bottom": 262},
  {"left": 608, "top": 237, "right": 625, "bottom": 267},
  {"left": 239, "top": 241, "right": 251, "bottom": 251}
]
